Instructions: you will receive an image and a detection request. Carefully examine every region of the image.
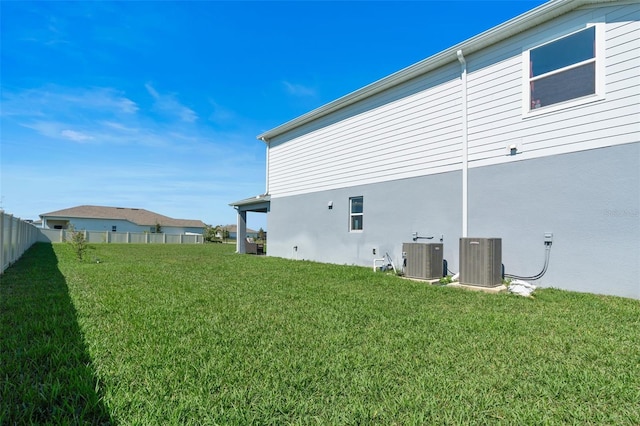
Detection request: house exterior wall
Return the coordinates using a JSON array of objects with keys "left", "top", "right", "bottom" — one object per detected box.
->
[
  {"left": 268, "top": 63, "right": 463, "bottom": 197},
  {"left": 43, "top": 217, "right": 204, "bottom": 235},
  {"left": 267, "top": 171, "right": 462, "bottom": 268},
  {"left": 264, "top": 2, "right": 640, "bottom": 298},
  {"left": 268, "top": 142, "right": 639, "bottom": 299},
  {"left": 268, "top": 3, "right": 638, "bottom": 198},
  {"left": 467, "top": 143, "right": 639, "bottom": 299},
  {"left": 464, "top": 3, "right": 638, "bottom": 168}
]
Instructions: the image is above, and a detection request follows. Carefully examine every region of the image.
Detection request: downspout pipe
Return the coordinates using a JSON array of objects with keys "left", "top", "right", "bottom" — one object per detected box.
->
[
  {"left": 457, "top": 49, "right": 468, "bottom": 238},
  {"left": 259, "top": 136, "right": 269, "bottom": 194}
]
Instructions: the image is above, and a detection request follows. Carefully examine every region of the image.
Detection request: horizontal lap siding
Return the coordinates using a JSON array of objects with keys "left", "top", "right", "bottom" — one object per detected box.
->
[
  {"left": 268, "top": 3, "right": 638, "bottom": 198},
  {"left": 466, "top": 4, "right": 640, "bottom": 166},
  {"left": 269, "top": 66, "right": 463, "bottom": 197}
]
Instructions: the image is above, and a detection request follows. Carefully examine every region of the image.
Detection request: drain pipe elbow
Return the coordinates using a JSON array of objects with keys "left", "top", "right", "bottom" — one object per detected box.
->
[{"left": 456, "top": 49, "right": 466, "bottom": 66}]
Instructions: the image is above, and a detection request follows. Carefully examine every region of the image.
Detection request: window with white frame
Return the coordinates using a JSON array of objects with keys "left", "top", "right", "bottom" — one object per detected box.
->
[
  {"left": 349, "top": 196, "right": 363, "bottom": 231},
  {"left": 525, "top": 25, "right": 603, "bottom": 113}
]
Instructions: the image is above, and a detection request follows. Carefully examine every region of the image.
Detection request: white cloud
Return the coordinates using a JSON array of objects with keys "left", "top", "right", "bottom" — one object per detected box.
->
[
  {"left": 282, "top": 81, "right": 316, "bottom": 97},
  {"left": 1, "top": 86, "right": 138, "bottom": 117},
  {"left": 145, "top": 83, "right": 197, "bottom": 123},
  {"left": 60, "top": 129, "right": 93, "bottom": 141},
  {"left": 1, "top": 84, "right": 266, "bottom": 229}
]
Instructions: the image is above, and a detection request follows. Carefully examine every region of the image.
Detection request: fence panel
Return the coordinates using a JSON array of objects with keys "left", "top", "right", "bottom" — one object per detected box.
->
[
  {"left": 1, "top": 211, "right": 40, "bottom": 274},
  {"left": 111, "top": 232, "right": 129, "bottom": 243},
  {"left": 38, "top": 228, "right": 63, "bottom": 243},
  {"left": 34, "top": 228, "right": 202, "bottom": 246},
  {"left": 130, "top": 233, "right": 147, "bottom": 243},
  {"left": 166, "top": 234, "right": 180, "bottom": 244},
  {"left": 86, "top": 231, "right": 104, "bottom": 243}
]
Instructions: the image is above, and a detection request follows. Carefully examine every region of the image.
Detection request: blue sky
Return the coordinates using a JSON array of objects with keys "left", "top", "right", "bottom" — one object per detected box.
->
[{"left": 1, "top": 0, "right": 546, "bottom": 230}]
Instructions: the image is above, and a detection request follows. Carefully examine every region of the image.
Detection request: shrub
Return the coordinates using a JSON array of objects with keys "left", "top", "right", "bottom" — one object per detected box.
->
[{"left": 65, "top": 225, "right": 88, "bottom": 261}]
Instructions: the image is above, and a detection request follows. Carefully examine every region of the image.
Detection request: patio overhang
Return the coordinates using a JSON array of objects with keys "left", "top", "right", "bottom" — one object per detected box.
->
[
  {"left": 229, "top": 194, "right": 271, "bottom": 213},
  {"left": 229, "top": 194, "right": 270, "bottom": 254}
]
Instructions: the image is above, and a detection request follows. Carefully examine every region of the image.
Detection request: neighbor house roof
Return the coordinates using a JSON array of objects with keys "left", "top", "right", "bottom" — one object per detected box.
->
[
  {"left": 257, "top": 0, "right": 612, "bottom": 141},
  {"left": 221, "top": 224, "right": 259, "bottom": 234},
  {"left": 40, "top": 205, "right": 206, "bottom": 228}
]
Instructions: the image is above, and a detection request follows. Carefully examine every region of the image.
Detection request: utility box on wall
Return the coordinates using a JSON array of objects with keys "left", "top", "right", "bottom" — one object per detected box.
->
[
  {"left": 402, "top": 243, "right": 443, "bottom": 280},
  {"left": 459, "top": 238, "right": 502, "bottom": 287}
]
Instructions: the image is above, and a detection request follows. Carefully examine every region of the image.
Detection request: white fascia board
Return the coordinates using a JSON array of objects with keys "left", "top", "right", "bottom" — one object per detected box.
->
[{"left": 257, "top": 0, "right": 612, "bottom": 142}]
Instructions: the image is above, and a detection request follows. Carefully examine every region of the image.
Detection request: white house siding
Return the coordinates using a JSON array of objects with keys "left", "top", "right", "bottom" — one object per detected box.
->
[
  {"left": 268, "top": 62, "right": 463, "bottom": 198},
  {"left": 466, "top": 3, "right": 639, "bottom": 167},
  {"left": 268, "top": 3, "right": 639, "bottom": 197}
]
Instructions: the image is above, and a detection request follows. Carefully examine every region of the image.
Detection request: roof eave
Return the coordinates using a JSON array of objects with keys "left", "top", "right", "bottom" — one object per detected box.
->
[
  {"left": 257, "top": 0, "right": 607, "bottom": 141},
  {"left": 229, "top": 194, "right": 271, "bottom": 208}
]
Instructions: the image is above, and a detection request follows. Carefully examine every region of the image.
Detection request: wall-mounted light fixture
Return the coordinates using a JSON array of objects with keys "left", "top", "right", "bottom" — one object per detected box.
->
[
  {"left": 509, "top": 144, "right": 518, "bottom": 156},
  {"left": 328, "top": 201, "right": 333, "bottom": 210}
]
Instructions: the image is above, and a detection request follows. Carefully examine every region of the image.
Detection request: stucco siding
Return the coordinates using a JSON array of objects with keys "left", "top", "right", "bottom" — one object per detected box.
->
[
  {"left": 267, "top": 143, "right": 639, "bottom": 299},
  {"left": 468, "top": 143, "right": 639, "bottom": 299},
  {"left": 267, "top": 171, "right": 463, "bottom": 269}
]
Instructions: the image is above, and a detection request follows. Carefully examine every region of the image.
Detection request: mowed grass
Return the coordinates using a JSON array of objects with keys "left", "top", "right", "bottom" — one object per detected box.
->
[{"left": 2, "top": 243, "right": 639, "bottom": 425}]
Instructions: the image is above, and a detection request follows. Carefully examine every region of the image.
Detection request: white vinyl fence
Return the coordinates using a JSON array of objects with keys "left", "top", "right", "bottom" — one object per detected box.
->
[
  {"left": 38, "top": 229, "right": 204, "bottom": 244},
  {"left": 1, "top": 211, "right": 40, "bottom": 274}
]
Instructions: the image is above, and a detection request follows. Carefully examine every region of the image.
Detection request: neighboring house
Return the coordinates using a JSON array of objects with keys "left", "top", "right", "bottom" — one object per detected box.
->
[
  {"left": 232, "top": 0, "right": 639, "bottom": 299},
  {"left": 40, "top": 205, "right": 206, "bottom": 235},
  {"left": 219, "top": 224, "right": 260, "bottom": 240}
]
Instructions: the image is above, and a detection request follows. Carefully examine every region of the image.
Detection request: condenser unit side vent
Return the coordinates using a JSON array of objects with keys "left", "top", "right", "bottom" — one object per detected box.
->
[
  {"left": 402, "top": 243, "right": 444, "bottom": 280},
  {"left": 459, "top": 238, "right": 502, "bottom": 287}
]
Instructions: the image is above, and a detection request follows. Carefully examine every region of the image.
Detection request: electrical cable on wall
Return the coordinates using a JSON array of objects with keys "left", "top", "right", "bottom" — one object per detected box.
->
[{"left": 504, "top": 241, "right": 552, "bottom": 281}]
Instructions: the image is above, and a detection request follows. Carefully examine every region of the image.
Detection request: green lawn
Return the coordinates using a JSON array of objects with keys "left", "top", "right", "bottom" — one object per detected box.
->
[{"left": 2, "top": 243, "right": 639, "bottom": 425}]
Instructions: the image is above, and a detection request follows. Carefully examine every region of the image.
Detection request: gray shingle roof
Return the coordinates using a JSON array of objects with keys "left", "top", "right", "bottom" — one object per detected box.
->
[{"left": 40, "top": 205, "right": 206, "bottom": 228}]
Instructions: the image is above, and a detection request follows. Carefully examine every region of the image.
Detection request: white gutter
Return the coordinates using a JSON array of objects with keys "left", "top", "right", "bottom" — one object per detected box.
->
[
  {"left": 257, "top": 0, "right": 606, "bottom": 141},
  {"left": 457, "top": 50, "right": 468, "bottom": 238}
]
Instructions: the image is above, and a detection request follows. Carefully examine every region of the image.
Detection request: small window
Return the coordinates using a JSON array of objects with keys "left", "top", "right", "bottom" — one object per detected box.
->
[
  {"left": 524, "top": 25, "right": 603, "bottom": 113},
  {"left": 112, "top": 226, "right": 117, "bottom": 232},
  {"left": 349, "top": 196, "right": 363, "bottom": 231}
]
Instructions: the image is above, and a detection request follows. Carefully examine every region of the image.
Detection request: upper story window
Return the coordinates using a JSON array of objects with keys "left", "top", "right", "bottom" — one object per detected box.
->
[
  {"left": 524, "top": 25, "right": 604, "bottom": 115},
  {"left": 349, "top": 196, "right": 363, "bottom": 232}
]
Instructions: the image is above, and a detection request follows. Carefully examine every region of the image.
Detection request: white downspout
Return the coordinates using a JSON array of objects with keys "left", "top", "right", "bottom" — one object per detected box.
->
[
  {"left": 457, "top": 49, "right": 468, "bottom": 238},
  {"left": 260, "top": 137, "right": 270, "bottom": 194}
]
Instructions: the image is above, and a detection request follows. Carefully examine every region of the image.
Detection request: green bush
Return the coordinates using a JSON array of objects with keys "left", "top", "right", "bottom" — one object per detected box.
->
[{"left": 65, "top": 225, "right": 88, "bottom": 261}]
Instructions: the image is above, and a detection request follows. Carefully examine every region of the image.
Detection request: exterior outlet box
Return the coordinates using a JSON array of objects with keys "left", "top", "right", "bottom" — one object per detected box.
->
[
  {"left": 402, "top": 243, "right": 443, "bottom": 280},
  {"left": 459, "top": 238, "right": 502, "bottom": 287}
]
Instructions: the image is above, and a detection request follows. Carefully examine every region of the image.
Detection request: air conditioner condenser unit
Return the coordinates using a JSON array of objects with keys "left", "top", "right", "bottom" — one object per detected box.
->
[
  {"left": 459, "top": 238, "right": 502, "bottom": 287},
  {"left": 402, "top": 243, "right": 444, "bottom": 280}
]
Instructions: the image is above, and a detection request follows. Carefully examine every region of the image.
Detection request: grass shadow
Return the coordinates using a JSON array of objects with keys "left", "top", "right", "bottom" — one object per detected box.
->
[{"left": 0, "top": 243, "right": 112, "bottom": 424}]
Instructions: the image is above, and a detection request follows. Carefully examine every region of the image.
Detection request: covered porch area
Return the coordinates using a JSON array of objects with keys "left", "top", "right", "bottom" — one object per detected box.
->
[{"left": 229, "top": 194, "right": 270, "bottom": 254}]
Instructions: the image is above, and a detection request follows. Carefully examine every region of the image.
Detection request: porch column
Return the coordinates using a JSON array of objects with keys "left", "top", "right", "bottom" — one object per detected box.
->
[{"left": 236, "top": 209, "right": 247, "bottom": 254}]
